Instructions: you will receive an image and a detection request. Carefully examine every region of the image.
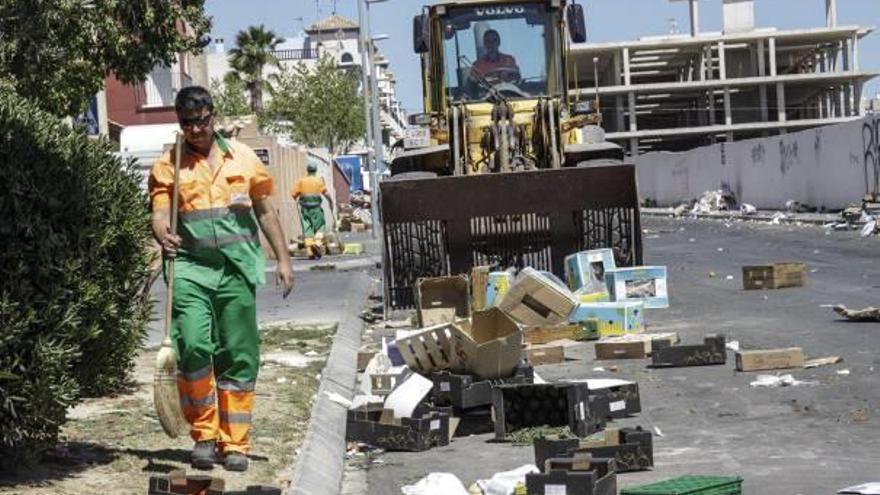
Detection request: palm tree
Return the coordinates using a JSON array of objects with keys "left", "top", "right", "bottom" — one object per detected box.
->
[{"left": 228, "top": 25, "right": 284, "bottom": 113}]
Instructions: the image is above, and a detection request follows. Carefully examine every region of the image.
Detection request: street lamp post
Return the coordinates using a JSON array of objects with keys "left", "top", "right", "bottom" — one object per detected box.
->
[{"left": 356, "top": 0, "right": 377, "bottom": 240}]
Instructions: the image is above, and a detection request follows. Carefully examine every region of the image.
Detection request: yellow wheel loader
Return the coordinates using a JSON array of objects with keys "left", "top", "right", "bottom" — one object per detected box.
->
[{"left": 381, "top": 0, "right": 642, "bottom": 309}]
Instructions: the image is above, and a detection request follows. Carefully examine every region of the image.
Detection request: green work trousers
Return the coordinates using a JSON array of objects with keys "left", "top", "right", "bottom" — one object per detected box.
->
[{"left": 300, "top": 204, "right": 326, "bottom": 238}]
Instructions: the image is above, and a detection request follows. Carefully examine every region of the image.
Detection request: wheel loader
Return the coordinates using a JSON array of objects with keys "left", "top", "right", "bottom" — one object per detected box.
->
[{"left": 381, "top": 0, "right": 642, "bottom": 309}]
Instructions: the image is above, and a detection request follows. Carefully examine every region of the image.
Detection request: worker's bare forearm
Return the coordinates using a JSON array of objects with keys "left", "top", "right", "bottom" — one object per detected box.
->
[
  {"left": 151, "top": 208, "right": 171, "bottom": 241},
  {"left": 254, "top": 199, "right": 290, "bottom": 265}
]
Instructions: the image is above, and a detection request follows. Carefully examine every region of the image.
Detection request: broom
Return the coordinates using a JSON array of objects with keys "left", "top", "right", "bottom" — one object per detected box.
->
[{"left": 154, "top": 133, "right": 191, "bottom": 438}]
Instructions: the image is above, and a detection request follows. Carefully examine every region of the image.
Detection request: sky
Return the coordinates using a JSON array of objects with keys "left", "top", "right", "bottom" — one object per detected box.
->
[{"left": 206, "top": 0, "right": 880, "bottom": 112}]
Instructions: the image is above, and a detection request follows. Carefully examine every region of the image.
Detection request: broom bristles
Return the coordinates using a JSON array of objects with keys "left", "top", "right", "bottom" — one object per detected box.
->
[{"left": 153, "top": 344, "right": 190, "bottom": 438}]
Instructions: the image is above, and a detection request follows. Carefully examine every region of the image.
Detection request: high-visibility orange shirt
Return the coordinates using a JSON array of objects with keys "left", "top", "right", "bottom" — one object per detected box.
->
[{"left": 291, "top": 175, "right": 327, "bottom": 199}]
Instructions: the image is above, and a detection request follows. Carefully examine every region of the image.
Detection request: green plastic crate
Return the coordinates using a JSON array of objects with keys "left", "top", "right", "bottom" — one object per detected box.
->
[{"left": 621, "top": 476, "right": 743, "bottom": 495}]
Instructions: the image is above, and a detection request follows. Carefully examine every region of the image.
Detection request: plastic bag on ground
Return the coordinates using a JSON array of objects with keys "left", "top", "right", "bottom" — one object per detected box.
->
[
  {"left": 401, "top": 473, "right": 469, "bottom": 495},
  {"left": 476, "top": 465, "right": 539, "bottom": 495},
  {"left": 739, "top": 203, "right": 757, "bottom": 215}
]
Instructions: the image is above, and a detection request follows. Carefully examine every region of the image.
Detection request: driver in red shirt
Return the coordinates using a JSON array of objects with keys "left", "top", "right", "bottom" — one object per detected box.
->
[{"left": 471, "top": 29, "right": 520, "bottom": 81}]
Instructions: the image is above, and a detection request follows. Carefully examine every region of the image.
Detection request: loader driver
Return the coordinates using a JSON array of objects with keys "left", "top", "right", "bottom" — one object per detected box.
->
[{"left": 471, "top": 29, "right": 520, "bottom": 84}]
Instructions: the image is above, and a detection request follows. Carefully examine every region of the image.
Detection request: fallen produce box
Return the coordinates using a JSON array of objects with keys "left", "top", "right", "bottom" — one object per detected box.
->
[
  {"left": 345, "top": 407, "right": 451, "bottom": 452},
  {"left": 742, "top": 262, "right": 806, "bottom": 290},
  {"left": 570, "top": 301, "right": 645, "bottom": 338},
  {"left": 651, "top": 335, "right": 726, "bottom": 368},
  {"left": 525, "top": 456, "right": 617, "bottom": 495},
  {"left": 428, "top": 363, "right": 534, "bottom": 409},
  {"left": 524, "top": 344, "right": 566, "bottom": 366},
  {"left": 594, "top": 333, "right": 679, "bottom": 360},
  {"left": 471, "top": 265, "right": 491, "bottom": 311},
  {"left": 605, "top": 266, "right": 668, "bottom": 309},
  {"left": 369, "top": 365, "right": 411, "bottom": 397},
  {"left": 485, "top": 271, "right": 513, "bottom": 308},
  {"left": 149, "top": 470, "right": 225, "bottom": 495},
  {"left": 564, "top": 248, "right": 615, "bottom": 302},
  {"left": 492, "top": 383, "right": 608, "bottom": 440},
  {"left": 581, "top": 379, "right": 641, "bottom": 418},
  {"left": 342, "top": 243, "right": 364, "bottom": 255},
  {"left": 396, "top": 324, "right": 456, "bottom": 374},
  {"left": 524, "top": 324, "right": 582, "bottom": 345},
  {"left": 415, "top": 276, "right": 471, "bottom": 327},
  {"left": 452, "top": 406, "right": 494, "bottom": 436},
  {"left": 735, "top": 347, "right": 805, "bottom": 372},
  {"left": 449, "top": 308, "right": 523, "bottom": 379},
  {"left": 534, "top": 427, "right": 653, "bottom": 474},
  {"left": 499, "top": 267, "right": 578, "bottom": 326},
  {"left": 621, "top": 475, "right": 743, "bottom": 495}
]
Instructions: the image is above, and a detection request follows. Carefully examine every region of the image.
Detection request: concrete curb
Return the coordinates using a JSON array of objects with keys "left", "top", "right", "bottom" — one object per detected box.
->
[
  {"left": 641, "top": 208, "right": 839, "bottom": 226},
  {"left": 286, "top": 272, "right": 372, "bottom": 495}
]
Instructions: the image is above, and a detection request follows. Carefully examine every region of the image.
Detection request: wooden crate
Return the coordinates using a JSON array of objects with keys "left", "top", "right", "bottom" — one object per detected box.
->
[
  {"left": 742, "top": 262, "right": 806, "bottom": 290},
  {"left": 395, "top": 324, "right": 456, "bottom": 374}
]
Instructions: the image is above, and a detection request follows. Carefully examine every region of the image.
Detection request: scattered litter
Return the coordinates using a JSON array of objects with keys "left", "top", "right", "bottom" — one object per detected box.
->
[
  {"left": 384, "top": 373, "right": 434, "bottom": 419},
  {"left": 804, "top": 356, "right": 842, "bottom": 368},
  {"left": 276, "top": 377, "right": 287, "bottom": 384},
  {"left": 708, "top": 271, "right": 717, "bottom": 278},
  {"left": 725, "top": 275, "right": 734, "bottom": 281},
  {"left": 850, "top": 408, "right": 870, "bottom": 423},
  {"left": 725, "top": 340, "right": 741, "bottom": 352},
  {"left": 507, "top": 426, "right": 574, "bottom": 445},
  {"left": 717, "top": 247, "right": 724, "bottom": 252},
  {"left": 305, "top": 350, "right": 319, "bottom": 357},
  {"left": 593, "top": 367, "right": 607, "bottom": 372},
  {"left": 813, "top": 249, "right": 821, "bottom": 254},
  {"left": 653, "top": 426, "right": 664, "bottom": 437},
  {"left": 838, "top": 482, "right": 880, "bottom": 495},
  {"left": 831, "top": 305, "right": 880, "bottom": 322},
  {"left": 770, "top": 212, "right": 787, "bottom": 225},
  {"left": 836, "top": 369, "right": 851, "bottom": 376},
  {"left": 476, "top": 465, "right": 540, "bottom": 495},
  {"left": 688, "top": 238, "right": 696, "bottom": 243},
  {"left": 691, "top": 189, "right": 736, "bottom": 214},
  {"left": 532, "top": 371, "right": 547, "bottom": 384},
  {"left": 401, "top": 473, "right": 469, "bottom": 495},
  {"left": 262, "top": 351, "right": 322, "bottom": 368},
  {"left": 739, "top": 203, "right": 757, "bottom": 215},
  {"left": 324, "top": 391, "right": 353, "bottom": 409},
  {"left": 749, "top": 374, "right": 815, "bottom": 388}
]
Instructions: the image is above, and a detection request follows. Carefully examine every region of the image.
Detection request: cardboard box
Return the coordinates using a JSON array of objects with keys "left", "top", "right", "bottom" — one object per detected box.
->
[
  {"left": 534, "top": 427, "right": 653, "bottom": 474},
  {"left": 471, "top": 265, "right": 491, "bottom": 311},
  {"left": 605, "top": 266, "right": 669, "bottom": 309},
  {"left": 485, "top": 271, "right": 513, "bottom": 308},
  {"left": 449, "top": 308, "right": 523, "bottom": 379},
  {"left": 524, "top": 344, "right": 566, "bottom": 366},
  {"left": 742, "top": 262, "right": 807, "bottom": 290},
  {"left": 415, "top": 276, "right": 471, "bottom": 327},
  {"left": 525, "top": 458, "right": 617, "bottom": 495},
  {"left": 492, "top": 383, "right": 607, "bottom": 440},
  {"left": 395, "top": 324, "right": 457, "bottom": 374},
  {"left": 594, "top": 333, "right": 679, "bottom": 360},
  {"left": 651, "top": 335, "right": 726, "bottom": 368},
  {"left": 524, "top": 324, "right": 582, "bottom": 345},
  {"left": 735, "top": 347, "right": 805, "bottom": 371},
  {"left": 580, "top": 379, "right": 641, "bottom": 418},
  {"left": 499, "top": 267, "right": 579, "bottom": 326},
  {"left": 569, "top": 301, "right": 645, "bottom": 338},
  {"left": 428, "top": 364, "right": 534, "bottom": 409},
  {"left": 565, "top": 248, "right": 616, "bottom": 302},
  {"left": 345, "top": 407, "right": 451, "bottom": 452},
  {"left": 356, "top": 350, "right": 375, "bottom": 372}
]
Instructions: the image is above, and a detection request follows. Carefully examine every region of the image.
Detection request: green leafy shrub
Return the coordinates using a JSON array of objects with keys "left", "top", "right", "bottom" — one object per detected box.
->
[{"left": 0, "top": 84, "right": 153, "bottom": 465}]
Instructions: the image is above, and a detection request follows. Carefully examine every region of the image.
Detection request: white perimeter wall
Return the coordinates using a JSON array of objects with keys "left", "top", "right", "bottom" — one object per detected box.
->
[{"left": 637, "top": 115, "right": 880, "bottom": 210}]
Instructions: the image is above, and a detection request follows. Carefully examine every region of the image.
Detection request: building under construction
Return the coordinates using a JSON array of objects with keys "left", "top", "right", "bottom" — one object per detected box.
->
[{"left": 570, "top": 0, "right": 878, "bottom": 154}]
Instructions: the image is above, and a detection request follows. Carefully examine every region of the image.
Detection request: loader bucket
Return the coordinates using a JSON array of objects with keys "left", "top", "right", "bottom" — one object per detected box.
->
[{"left": 380, "top": 165, "right": 643, "bottom": 310}]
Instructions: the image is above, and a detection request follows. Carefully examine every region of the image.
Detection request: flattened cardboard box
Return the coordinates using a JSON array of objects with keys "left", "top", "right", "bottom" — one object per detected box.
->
[
  {"left": 564, "top": 248, "right": 616, "bottom": 302},
  {"left": 569, "top": 301, "right": 645, "bottom": 338},
  {"left": 415, "top": 276, "right": 471, "bottom": 327},
  {"left": 449, "top": 308, "right": 523, "bottom": 379},
  {"left": 605, "top": 266, "right": 669, "bottom": 309},
  {"left": 736, "top": 347, "right": 804, "bottom": 371},
  {"left": 594, "top": 333, "right": 679, "bottom": 360},
  {"left": 499, "top": 267, "right": 578, "bottom": 326}
]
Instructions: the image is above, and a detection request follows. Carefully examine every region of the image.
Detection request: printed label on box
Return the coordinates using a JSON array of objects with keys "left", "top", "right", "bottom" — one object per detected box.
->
[
  {"left": 430, "top": 419, "right": 441, "bottom": 430},
  {"left": 440, "top": 382, "right": 451, "bottom": 392},
  {"left": 545, "top": 485, "right": 568, "bottom": 495},
  {"left": 610, "top": 400, "right": 626, "bottom": 412},
  {"left": 578, "top": 401, "right": 586, "bottom": 421}
]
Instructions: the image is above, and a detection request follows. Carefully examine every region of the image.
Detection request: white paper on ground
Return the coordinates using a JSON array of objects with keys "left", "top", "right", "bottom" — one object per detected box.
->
[
  {"left": 476, "top": 464, "right": 540, "bottom": 495},
  {"left": 324, "top": 391, "right": 353, "bottom": 409},
  {"left": 401, "top": 472, "right": 469, "bottom": 495},
  {"left": 750, "top": 374, "right": 816, "bottom": 388},
  {"left": 384, "top": 373, "right": 434, "bottom": 419},
  {"left": 533, "top": 372, "right": 547, "bottom": 384},
  {"left": 563, "top": 378, "right": 633, "bottom": 389},
  {"left": 839, "top": 483, "right": 880, "bottom": 495}
]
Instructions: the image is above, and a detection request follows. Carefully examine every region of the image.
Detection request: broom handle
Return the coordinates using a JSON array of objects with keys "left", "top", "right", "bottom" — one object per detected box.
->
[{"left": 163, "top": 133, "right": 183, "bottom": 347}]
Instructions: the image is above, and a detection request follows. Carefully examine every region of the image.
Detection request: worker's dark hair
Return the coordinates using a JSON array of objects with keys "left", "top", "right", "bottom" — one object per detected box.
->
[
  {"left": 175, "top": 86, "right": 214, "bottom": 113},
  {"left": 484, "top": 29, "right": 500, "bottom": 41}
]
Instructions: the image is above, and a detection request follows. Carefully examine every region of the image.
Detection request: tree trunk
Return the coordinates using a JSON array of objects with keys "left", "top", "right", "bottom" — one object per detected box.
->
[{"left": 252, "top": 65, "right": 264, "bottom": 113}]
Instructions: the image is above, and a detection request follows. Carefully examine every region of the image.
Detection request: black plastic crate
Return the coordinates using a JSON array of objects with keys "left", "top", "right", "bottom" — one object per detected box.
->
[
  {"left": 651, "top": 335, "right": 726, "bottom": 368},
  {"left": 534, "top": 427, "right": 653, "bottom": 473},
  {"left": 429, "top": 363, "right": 533, "bottom": 409},
  {"left": 345, "top": 408, "right": 450, "bottom": 452},
  {"left": 526, "top": 457, "right": 617, "bottom": 495},
  {"left": 492, "top": 383, "right": 606, "bottom": 440}
]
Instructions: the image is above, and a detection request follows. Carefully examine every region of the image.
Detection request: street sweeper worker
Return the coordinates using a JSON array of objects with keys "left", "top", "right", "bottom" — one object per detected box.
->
[
  {"left": 291, "top": 162, "right": 334, "bottom": 259},
  {"left": 149, "top": 86, "right": 294, "bottom": 472}
]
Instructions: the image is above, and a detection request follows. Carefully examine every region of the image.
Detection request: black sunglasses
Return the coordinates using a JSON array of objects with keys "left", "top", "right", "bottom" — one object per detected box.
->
[{"left": 180, "top": 113, "right": 213, "bottom": 129}]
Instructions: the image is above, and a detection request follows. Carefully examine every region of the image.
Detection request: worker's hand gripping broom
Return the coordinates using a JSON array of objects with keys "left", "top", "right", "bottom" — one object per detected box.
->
[{"left": 153, "top": 133, "right": 191, "bottom": 438}]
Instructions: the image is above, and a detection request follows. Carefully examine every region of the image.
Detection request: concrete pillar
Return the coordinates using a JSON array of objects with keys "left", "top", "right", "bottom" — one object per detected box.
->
[
  {"left": 623, "top": 48, "right": 631, "bottom": 86},
  {"left": 839, "top": 84, "right": 847, "bottom": 117},
  {"left": 616, "top": 96, "right": 625, "bottom": 131},
  {"left": 757, "top": 39, "right": 768, "bottom": 122},
  {"left": 818, "top": 93, "right": 825, "bottom": 118},
  {"left": 724, "top": 87, "right": 732, "bottom": 126},
  {"left": 726, "top": 132, "right": 734, "bottom": 143},
  {"left": 613, "top": 51, "right": 623, "bottom": 85},
  {"left": 708, "top": 90, "right": 717, "bottom": 125},
  {"left": 852, "top": 34, "right": 860, "bottom": 71},
  {"left": 855, "top": 81, "right": 864, "bottom": 116},
  {"left": 776, "top": 82, "right": 786, "bottom": 122},
  {"left": 629, "top": 138, "right": 639, "bottom": 158},
  {"left": 841, "top": 40, "right": 849, "bottom": 72},
  {"left": 826, "top": 0, "right": 837, "bottom": 28},
  {"left": 848, "top": 82, "right": 856, "bottom": 117},
  {"left": 768, "top": 37, "right": 777, "bottom": 76},
  {"left": 689, "top": 0, "right": 700, "bottom": 37},
  {"left": 718, "top": 41, "right": 727, "bottom": 80},
  {"left": 628, "top": 92, "right": 637, "bottom": 131}
]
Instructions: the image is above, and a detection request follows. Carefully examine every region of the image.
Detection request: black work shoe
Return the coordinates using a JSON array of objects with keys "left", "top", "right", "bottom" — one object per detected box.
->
[
  {"left": 223, "top": 451, "right": 249, "bottom": 472},
  {"left": 191, "top": 440, "right": 217, "bottom": 470}
]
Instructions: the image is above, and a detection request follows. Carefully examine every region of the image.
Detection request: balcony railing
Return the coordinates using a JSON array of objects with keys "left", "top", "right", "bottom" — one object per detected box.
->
[
  {"left": 274, "top": 48, "right": 318, "bottom": 61},
  {"left": 136, "top": 70, "right": 192, "bottom": 108}
]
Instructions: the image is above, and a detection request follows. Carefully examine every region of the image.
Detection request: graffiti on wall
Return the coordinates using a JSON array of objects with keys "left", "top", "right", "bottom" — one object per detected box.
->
[
  {"left": 863, "top": 117, "right": 880, "bottom": 196},
  {"left": 779, "top": 141, "right": 798, "bottom": 176}
]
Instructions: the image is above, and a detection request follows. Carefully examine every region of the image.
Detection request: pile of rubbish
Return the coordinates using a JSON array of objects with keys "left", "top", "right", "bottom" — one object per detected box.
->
[
  {"left": 338, "top": 191, "right": 372, "bottom": 232},
  {"left": 825, "top": 194, "right": 880, "bottom": 236}
]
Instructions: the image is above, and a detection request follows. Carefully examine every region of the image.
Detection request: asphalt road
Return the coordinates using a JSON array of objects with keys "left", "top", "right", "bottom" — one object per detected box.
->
[{"left": 355, "top": 216, "right": 880, "bottom": 494}]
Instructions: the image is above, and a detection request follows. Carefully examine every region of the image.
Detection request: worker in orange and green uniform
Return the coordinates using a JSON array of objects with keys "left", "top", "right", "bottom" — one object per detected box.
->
[
  {"left": 149, "top": 86, "right": 294, "bottom": 472},
  {"left": 291, "top": 162, "right": 334, "bottom": 259}
]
